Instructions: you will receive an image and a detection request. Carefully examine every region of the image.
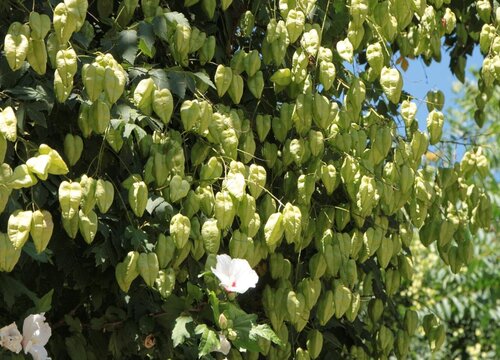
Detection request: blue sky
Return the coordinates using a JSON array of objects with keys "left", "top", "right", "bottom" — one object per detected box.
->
[{"left": 401, "top": 46, "right": 484, "bottom": 130}]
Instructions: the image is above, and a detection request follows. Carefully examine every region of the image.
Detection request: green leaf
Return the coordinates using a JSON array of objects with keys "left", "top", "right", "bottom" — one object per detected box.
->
[
  {"left": 35, "top": 288, "right": 54, "bottom": 313},
  {"left": 193, "top": 72, "right": 216, "bottom": 89},
  {"left": 197, "top": 326, "right": 219, "bottom": 358},
  {"left": 138, "top": 22, "right": 156, "bottom": 58},
  {"left": 115, "top": 30, "right": 138, "bottom": 64},
  {"left": 249, "top": 324, "right": 283, "bottom": 346},
  {"left": 66, "top": 334, "right": 88, "bottom": 360},
  {"left": 172, "top": 315, "right": 193, "bottom": 347}
]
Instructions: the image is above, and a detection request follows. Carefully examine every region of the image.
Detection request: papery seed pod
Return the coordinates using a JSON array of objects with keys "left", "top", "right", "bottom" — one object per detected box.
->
[
  {"left": 0, "top": 107, "right": 18, "bottom": 142},
  {"left": 80, "top": 175, "right": 97, "bottom": 214},
  {"left": 64, "top": 134, "right": 84, "bottom": 166},
  {"left": 255, "top": 114, "right": 272, "bottom": 143},
  {"left": 152, "top": 88, "right": 174, "bottom": 124},
  {"left": 368, "top": 298, "right": 384, "bottom": 323},
  {"left": 380, "top": 67, "right": 403, "bottom": 104},
  {"left": 53, "top": 3, "right": 77, "bottom": 45},
  {"left": 83, "top": 64, "right": 105, "bottom": 101},
  {"left": 8, "top": 210, "right": 33, "bottom": 249},
  {"left": 30, "top": 210, "right": 54, "bottom": 253},
  {"left": 170, "top": 213, "right": 191, "bottom": 249},
  {"left": 306, "top": 330, "right": 323, "bottom": 359},
  {"left": 247, "top": 71, "right": 264, "bottom": 99},
  {"left": 0, "top": 232, "right": 22, "bottom": 272},
  {"left": 29, "top": 12, "right": 51, "bottom": 40},
  {"left": 427, "top": 110, "right": 444, "bottom": 145},
  {"left": 264, "top": 212, "right": 284, "bottom": 248},
  {"left": 27, "top": 39, "right": 48, "bottom": 75},
  {"left": 155, "top": 234, "right": 175, "bottom": 269},
  {"left": 319, "top": 61, "right": 336, "bottom": 91},
  {"left": 138, "top": 252, "right": 159, "bottom": 287},
  {"left": 59, "top": 181, "right": 82, "bottom": 220},
  {"left": 78, "top": 209, "right": 98, "bottom": 244},
  {"left": 247, "top": 164, "right": 266, "bottom": 199},
  {"left": 95, "top": 179, "right": 114, "bottom": 213},
  {"left": 316, "top": 290, "right": 335, "bottom": 325},
  {"left": 115, "top": 251, "right": 140, "bottom": 292},
  {"left": 228, "top": 74, "right": 244, "bottom": 104},
  {"left": 169, "top": 175, "right": 190, "bottom": 203},
  {"left": 128, "top": 180, "right": 148, "bottom": 217},
  {"left": 214, "top": 191, "right": 235, "bottom": 230},
  {"left": 4, "top": 22, "right": 30, "bottom": 71},
  {"left": 134, "top": 78, "right": 156, "bottom": 115},
  {"left": 214, "top": 65, "right": 233, "bottom": 97},
  {"left": 333, "top": 280, "right": 352, "bottom": 318},
  {"left": 65, "top": 0, "right": 89, "bottom": 31},
  {"left": 156, "top": 268, "right": 176, "bottom": 298}
]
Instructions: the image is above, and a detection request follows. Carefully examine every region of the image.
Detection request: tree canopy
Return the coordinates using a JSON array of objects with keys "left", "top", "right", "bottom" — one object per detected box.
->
[{"left": 0, "top": 0, "right": 498, "bottom": 359}]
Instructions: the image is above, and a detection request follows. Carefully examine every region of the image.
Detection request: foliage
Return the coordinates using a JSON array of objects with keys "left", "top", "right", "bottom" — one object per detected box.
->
[
  {"left": 404, "top": 74, "right": 500, "bottom": 359},
  {"left": 0, "top": 0, "right": 498, "bottom": 359}
]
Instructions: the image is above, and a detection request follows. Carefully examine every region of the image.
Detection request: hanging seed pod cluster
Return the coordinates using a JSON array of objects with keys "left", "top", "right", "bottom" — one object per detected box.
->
[{"left": 0, "top": 0, "right": 497, "bottom": 358}]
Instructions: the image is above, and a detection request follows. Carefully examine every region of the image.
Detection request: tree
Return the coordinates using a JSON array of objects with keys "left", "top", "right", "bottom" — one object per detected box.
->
[{"left": 0, "top": 0, "right": 498, "bottom": 359}]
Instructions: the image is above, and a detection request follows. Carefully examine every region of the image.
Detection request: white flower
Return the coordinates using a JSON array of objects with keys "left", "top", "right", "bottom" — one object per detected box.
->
[
  {"left": 211, "top": 254, "right": 258, "bottom": 294},
  {"left": 21, "top": 313, "right": 51, "bottom": 360},
  {"left": 214, "top": 333, "right": 231, "bottom": 355},
  {"left": 0, "top": 322, "right": 23, "bottom": 353}
]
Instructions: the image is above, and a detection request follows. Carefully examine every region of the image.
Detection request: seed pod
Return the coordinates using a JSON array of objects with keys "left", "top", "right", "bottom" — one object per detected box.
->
[
  {"left": 138, "top": 252, "right": 159, "bottom": 287},
  {"left": 247, "top": 71, "right": 264, "bottom": 99},
  {"left": 316, "top": 290, "right": 335, "bottom": 326},
  {"left": 4, "top": 22, "right": 30, "bottom": 71},
  {"left": 78, "top": 209, "right": 98, "bottom": 244},
  {"left": 90, "top": 99, "right": 111, "bottom": 134},
  {"left": 156, "top": 268, "right": 176, "bottom": 298},
  {"left": 0, "top": 107, "right": 18, "bottom": 142},
  {"left": 152, "top": 88, "right": 174, "bottom": 124},
  {"left": 264, "top": 212, "right": 284, "bottom": 249},
  {"left": 30, "top": 210, "right": 54, "bottom": 253},
  {"left": 0, "top": 233, "right": 22, "bottom": 272},
  {"left": 115, "top": 251, "right": 140, "bottom": 293},
  {"left": 333, "top": 280, "right": 352, "bottom": 318},
  {"left": 255, "top": 114, "right": 271, "bottom": 143},
  {"left": 170, "top": 213, "right": 191, "bottom": 250},
  {"left": 214, "top": 65, "right": 233, "bottom": 98},
  {"left": 154, "top": 234, "right": 175, "bottom": 269},
  {"left": 65, "top": 0, "right": 89, "bottom": 31},
  {"left": 199, "top": 35, "right": 215, "bottom": 64},
  {"left": 426, "top": 90, "right": 445, "bottom": 112},
  {"left": 385, "top": 268, "right": 401, "bottom": 296},
  {"left": 59, "top": 181, "right": 82, "bottom": 220},
  {"left": 8, "top": 165, "right": 38, "bottom": 190},
  {"left": 63, "top": 134, "right": 83, "bottom": 166},
  {"left": 180, "top": 100, "right": 200, "bottom": 132},
  {"left": 83, "top": 64, "right": 105, "bottom": 101},
  {"left": 283, "top": 203, "right": 301, "bottom": 244},
  {"left": 319, "top": 61, "right": 336, "bottom": 91},
  {"left": 8, "top": 210, "right": 33, "bottom": 249},
  {"left": 309, "top": 253, "right": 327, "bottom": 279},
  {"left": 53, "top": 3, "right": 77, "bottom": 45},
  {"left": 214, "top": 191, "right": 235, "bottom": 230},
  {"left": 368, "top": 298, "right": 384, "bottom": 323},
  {"left": 427, "top": 110, "right": 444, "bottom": 145},
  {"left": 103, "top": 68, "right": 125, "bottom": 104},
  {"left": 95, "top": 179, "right": 114, "bottom": 213},
  {"left": 29, "top": 12, "right": 51, "bottom": 40},
  {"left": 286, "top": 10, "right": 305, "bottom": 43},
  {"left": 380, "top": 67, "right": 403, "bottom": 104},
  {"left": 27, "top": 39, "right": 48, "bottom": 75},
  {"left": 169, "top": 175, "right": 190, "bottom": 203},
  {"left": 377, "top": 325, "right": 394, "bottom": 353},
  {"left": 80, "top": 175, "right": 97, "bottom": 214},
  {"left": 134, "top": 78, "right": 156, "bottom": 115},
  {"left": 141, "top": 0, "right": 159, "bottom": 18},
  {"left": 201, "top": 218, "right": 220, "bottom": 254},
  {"left": 376, "top": 236, "right": 393, "bottom": 269},
  {"left": 128, "top": 180, "right": 148, "bottom": 217}
]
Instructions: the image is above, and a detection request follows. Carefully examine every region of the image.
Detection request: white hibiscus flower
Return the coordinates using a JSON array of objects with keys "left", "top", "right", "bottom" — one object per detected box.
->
[
  {"left": 21, "top": 313, "right": 52, "bottom": 360},
  {"left": 0, "top": 322, "right": 23, "bottom": 353},
  {"left": 211, "top": 254, "right": 258, "bottom": 294}
]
